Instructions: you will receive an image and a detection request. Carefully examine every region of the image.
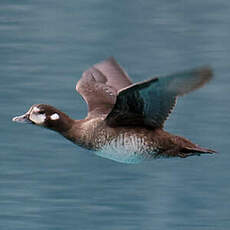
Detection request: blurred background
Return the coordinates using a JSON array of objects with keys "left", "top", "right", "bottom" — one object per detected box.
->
[{"left": 1, "top": 0, "right": 229, "bottom": 229}]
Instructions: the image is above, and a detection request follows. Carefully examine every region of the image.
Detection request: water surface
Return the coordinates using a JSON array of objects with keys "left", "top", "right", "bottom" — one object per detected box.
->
[{"left": 1, "top": 0, "right": 229, "bottom": 229}]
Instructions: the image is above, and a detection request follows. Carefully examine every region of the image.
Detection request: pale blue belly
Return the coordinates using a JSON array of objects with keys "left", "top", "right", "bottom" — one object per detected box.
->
[{"left": 95, "top": 134, "right": 157, "bottom": 164}]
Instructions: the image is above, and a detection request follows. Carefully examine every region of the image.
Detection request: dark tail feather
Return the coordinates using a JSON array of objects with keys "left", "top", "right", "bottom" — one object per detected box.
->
[{"left": 179, "top": 146, "right": 216, "bottom": 158}]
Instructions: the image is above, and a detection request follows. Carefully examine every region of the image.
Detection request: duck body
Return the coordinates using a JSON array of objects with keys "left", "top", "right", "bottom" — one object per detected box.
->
[
  {"left": 61, "top": 116, "right": 214, "bottom": 164},
  {"left": 65, "top": 117, "right": 160, "bottom": 163},
  {"left": 12, "top": 57, "right": 215, "bottom": 164}
]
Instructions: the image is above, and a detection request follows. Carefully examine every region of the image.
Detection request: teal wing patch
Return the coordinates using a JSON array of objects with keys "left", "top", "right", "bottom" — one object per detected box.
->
[{"left": 106, "top": 67, "right": 212, "bottom": 128}]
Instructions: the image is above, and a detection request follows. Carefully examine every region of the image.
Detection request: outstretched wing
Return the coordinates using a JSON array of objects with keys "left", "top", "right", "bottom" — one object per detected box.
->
[
  {"left": 105, "top": 67, "right": 213, "bottom": 128},
  {"left": 76, "top": 57, "right": 132, "bottom": 117}
]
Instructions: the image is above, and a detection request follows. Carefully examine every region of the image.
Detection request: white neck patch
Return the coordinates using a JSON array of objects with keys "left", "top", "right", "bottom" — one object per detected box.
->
[{"left": 50, "top": 113, "right": 60, "bottom": 120}]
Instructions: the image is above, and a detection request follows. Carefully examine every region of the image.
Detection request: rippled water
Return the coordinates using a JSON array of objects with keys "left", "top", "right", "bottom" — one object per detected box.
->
[{"left": 1, "top": 0, "right": 230, "bottom": 229}]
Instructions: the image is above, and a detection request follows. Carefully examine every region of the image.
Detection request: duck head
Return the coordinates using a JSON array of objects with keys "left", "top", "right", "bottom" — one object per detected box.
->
[{"left": 12, "top": 104, "right": 74, "bottom": 132}]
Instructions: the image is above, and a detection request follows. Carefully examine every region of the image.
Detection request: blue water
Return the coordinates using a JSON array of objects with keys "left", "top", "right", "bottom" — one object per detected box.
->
[{"left": 1, "top": 0, "right": 230, "bottom": 229}]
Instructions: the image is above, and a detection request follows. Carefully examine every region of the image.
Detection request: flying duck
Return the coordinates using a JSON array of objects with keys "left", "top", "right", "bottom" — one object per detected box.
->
[{"left": 12, "top": 57, "right": 215, "bottom": 163}]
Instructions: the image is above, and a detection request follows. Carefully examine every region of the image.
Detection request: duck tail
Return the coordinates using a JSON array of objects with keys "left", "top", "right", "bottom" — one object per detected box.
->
[{"left": 179, "top": 146, "right": 216, "bottom": 158}]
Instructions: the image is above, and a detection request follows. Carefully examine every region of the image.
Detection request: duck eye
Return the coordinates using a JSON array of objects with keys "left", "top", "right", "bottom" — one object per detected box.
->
[{"left": 38, "top": 110, "right": 45, "bottom": 114}]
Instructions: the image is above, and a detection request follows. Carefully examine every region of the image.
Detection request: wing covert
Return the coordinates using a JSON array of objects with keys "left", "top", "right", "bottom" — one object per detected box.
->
[{"left": 76, "top": 57, "right": 132, "bottom": 117}]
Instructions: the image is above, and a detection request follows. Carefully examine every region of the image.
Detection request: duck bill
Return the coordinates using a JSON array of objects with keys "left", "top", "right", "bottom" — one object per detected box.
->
[{"left": 12, "top": 113, "right": 32, "bottom": 124}]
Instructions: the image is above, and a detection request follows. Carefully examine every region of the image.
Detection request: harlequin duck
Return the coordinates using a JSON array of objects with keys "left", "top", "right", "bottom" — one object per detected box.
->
[{"left": 12, "top": 57, "right": 215, "bottom": 163}]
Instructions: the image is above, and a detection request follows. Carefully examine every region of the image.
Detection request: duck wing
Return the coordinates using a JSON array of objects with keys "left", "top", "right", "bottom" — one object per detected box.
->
[
  {"left": 76, "top": 57, "right": 132, "bottom": 117},
  {"left": 105, "top": 67, "right": 213, "bottom": 128}
]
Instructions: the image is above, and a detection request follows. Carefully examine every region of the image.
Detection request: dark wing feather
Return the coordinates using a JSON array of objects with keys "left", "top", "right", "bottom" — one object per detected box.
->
[
  {"left": 76, "top": 57, "right": 132, "bottom": 117},
  {"left": 106, "top": 67, "right": 213, "bottom": 128}
]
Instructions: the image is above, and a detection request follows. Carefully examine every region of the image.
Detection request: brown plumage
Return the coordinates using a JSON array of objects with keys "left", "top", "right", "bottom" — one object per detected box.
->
[{"left": 12, "top": 57, "right": 215, "bottom": 163}]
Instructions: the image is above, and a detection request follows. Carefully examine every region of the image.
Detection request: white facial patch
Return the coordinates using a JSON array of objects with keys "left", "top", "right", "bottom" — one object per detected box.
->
[
  {"left": 33, "top": 106, "right": 40, "bottom": 113},
  {"left": 50, "top": 113, "right": 60, "bottom": 120},
  {"left": 29, "top": 106, "right": 46, "bottom": 125},
  {"left": 29, "top": 113, "right": 46, "bottom": 125}
]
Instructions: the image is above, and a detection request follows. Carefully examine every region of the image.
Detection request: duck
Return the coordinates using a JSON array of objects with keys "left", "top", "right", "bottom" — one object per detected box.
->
[{"left": 12, "top": 57, "right": 215, "bottom": 164}]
